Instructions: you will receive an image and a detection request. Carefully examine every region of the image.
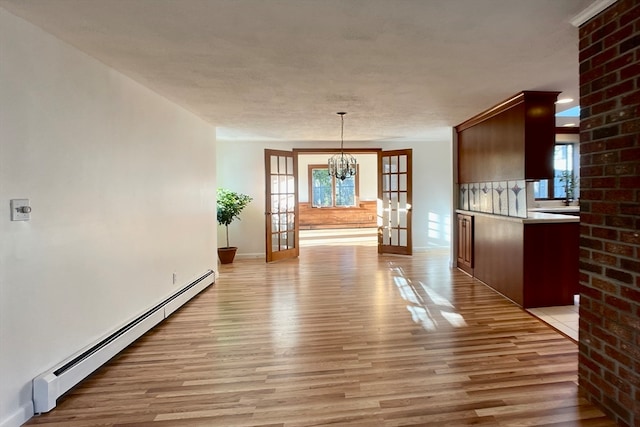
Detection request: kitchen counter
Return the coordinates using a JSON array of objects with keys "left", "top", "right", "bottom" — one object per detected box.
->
[
  {"left": 456, "top": 209, "right": 579, "bottom": 308},
  {"left": 456, "top": 209, "right": 579, "bottom": 224},
  {"left": 528, "top": 206, "right": 579, "bottom": 214}
]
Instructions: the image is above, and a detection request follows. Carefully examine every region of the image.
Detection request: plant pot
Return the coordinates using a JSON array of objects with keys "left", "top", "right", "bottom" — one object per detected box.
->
[{"left": 217, "top": 247, "right": 238, "bottom": 264}]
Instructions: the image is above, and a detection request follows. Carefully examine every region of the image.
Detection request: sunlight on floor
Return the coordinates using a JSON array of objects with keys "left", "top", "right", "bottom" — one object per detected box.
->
[
  {"left": 299, "top": 228, "right": 377, "bottom": 247},
  {"left": 390, "top": 264, "right": 468, "bottom": 331}
]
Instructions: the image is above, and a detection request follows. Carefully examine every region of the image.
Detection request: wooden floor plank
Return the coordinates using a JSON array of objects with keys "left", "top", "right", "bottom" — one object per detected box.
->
[{"left": 26, "top": 246, "right": 614, "bottom": 426}]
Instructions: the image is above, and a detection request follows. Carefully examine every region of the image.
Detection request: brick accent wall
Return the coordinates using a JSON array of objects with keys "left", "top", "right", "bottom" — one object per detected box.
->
[{"left": 578, "top": 1, "right": 640, "bottom": 425}]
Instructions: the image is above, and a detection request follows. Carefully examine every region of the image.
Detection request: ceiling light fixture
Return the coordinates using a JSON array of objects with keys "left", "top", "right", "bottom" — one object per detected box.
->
[
  {"left": 556, "top": 98, "right": 574, "bottom": 104},
  {"left": 328, "top": 112, "right": 357, "bottom": 181}
]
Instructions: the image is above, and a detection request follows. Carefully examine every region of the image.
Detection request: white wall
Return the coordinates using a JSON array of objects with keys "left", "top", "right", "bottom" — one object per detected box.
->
[
  {"left": 216, "top": 138, "right": 452, "bottom": 256},
  {"left": 0, "top": 9, "right": 217, "bottom": 427}
]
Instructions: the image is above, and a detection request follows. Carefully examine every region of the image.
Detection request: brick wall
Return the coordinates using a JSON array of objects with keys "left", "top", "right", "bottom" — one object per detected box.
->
[{"left": 578, "top": 1, "right": 640, "bottom": 425}]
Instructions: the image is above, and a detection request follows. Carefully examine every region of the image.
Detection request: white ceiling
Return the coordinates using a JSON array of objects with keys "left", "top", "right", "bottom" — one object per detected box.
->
[{"left": 1, "top": 0, "right": 592, "bottom": 142}]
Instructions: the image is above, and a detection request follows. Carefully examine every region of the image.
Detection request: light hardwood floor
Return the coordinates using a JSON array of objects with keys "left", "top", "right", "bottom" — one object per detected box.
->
[{"left": 27, "top": 244, "right": 614, "bottom": 426}]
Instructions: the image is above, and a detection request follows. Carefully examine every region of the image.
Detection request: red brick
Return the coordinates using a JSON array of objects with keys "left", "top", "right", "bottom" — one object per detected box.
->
[
  {"left": 592, "top": 47, "right": 618, "bottom": 69},
  {"left": 606, "top": 189, "right": 635, "bottom": 201},
  {"left": 582, "top": 236, "right": 605, "bottom": 250},
  {"left": 592, "top": 99, "right": 619, "bottom": 115},
  {"left": 591, "top": 177, "right": 617, "bottom": 188},
  {"left": 620, "top": 341, "right": 640, "bottom": 361},
  {"left": 621, "top": 285, "right": 640, "bottom": 305},
  {"left": 593, "top": 277, "right": 619, "bottom": 293},
  {"left": 592, "top": 349, "right": 617, "bottom": 371},
  {"left": 606, "top": 80, "right": 635, "bottom": 98},
  {"left": 581, "top": 140, "right": 608, "bottom": 154},
  {"left": 581, "top": 189, "right": 604, "bottom": 200},
  {"left": 620, "top": 176, "right": 640, "bottom": 188},
  {"left": 592, "top": 73, "right": 619, "bottom": 92},
  {"left": 591, "top": 201, "right": 619, "bottom": 214},
  {"left": 621, "top": 119, "right": 640, "bottom": 134},
  {"left": 605, "top": 370, "right": 632, "bottom": 393},
  {"left": 595, "top": 325, "right": 620, "bottom": 346},
  {"left": 604, "top": 242, "right": 635, "bottom": 257},
  {"left": 582, "top": 90, "right": 605, "bottom": 107},
  {"left": 582, "top": 284, "right": 604, "bottom": 301},
  {"left": 592, "top": 151, "right": 620, "bottom": 164},
  {"left": 593, "top": 251, "right": 618, "bottom": 266},
  {"left": 620, "top": 313, "right": 640, "bottom": 331},
  {"left": 592, "top": 226, "right": 619, "bottom": 240},
  {"left": 604, "top": 163, "right": 637, "bottom": 175},
  {"left": 606, "top": 106, "right": 640, "bottom": 124},
  {"left": 582, "top": 260, "right": 605, "bottom": 275},
  {"left": 620, "top": 33, "right": 640, "bottom": 54},
  {"left": 604, "top": 24, "right": 634, "bottom": 49},
  {"left": 582, "top": 115, "right": 604, "bottom": 130},
  {"left": 619, "top": 0, "right": 640, "bottom": 26},
  {"left": 581, "top": 62, "right": 607, "bottom": 86},
  {"left": 606, "top": 267, "right": 634, "bottom": 284},
  {"left": 582, "top": 165, "right": 605, "bottom": 177},
  {"left": 605, "top": 51, "right": 635, "bottom": 75},
  {"left": 605, "top": 215, "right": 635, "bottom": 228},
  {"left": 620, "top": 147, "right": 640, "bottom": 162},
  {"left": 580, "top": 33, "right": 592, "bottom": 51},
  {"left": 593, "top": 20, "right": 619, "bottom": 43},
  {"left": 593, "top": 124, "right": 621, "bottom": 140},
  {"left": 603, "top": 393, "right": 632, "bottom": 422},
  {"left": 581, "top": 13, "right": 604, "bottom": 38},
  {"left": 621, "top": 90, "right": 640, "bottom": 105},
  {"left": 581, "top": 212, "right": 605, "bottom": 225},
  {"left": 620, "top": 61, "right": 640, "bottom": 80},
  {"left": 605, "top": 134, "right": 637, "bottom": 150},
  {"left": 620, "top": 231, "right": 640, "bottom": 245},
  {"left": 620, "top": 257, "right": 640, "bottom": 274},
  {"left": 620, "top": 203, "right": 640, "bottom": 215},
  {"left": 605, "top": 295, "right": 633, "bottom": 312}
]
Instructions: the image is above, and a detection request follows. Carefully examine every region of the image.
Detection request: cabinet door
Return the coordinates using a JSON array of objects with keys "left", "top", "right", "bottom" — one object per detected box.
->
[{"left": 457, "top": 214, "right": 474, "bottom": 270}]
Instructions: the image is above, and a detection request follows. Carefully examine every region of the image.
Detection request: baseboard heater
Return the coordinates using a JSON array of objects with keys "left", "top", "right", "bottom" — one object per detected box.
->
[{"left": 32, "top": 269, "right": 214, "bottom": 414}]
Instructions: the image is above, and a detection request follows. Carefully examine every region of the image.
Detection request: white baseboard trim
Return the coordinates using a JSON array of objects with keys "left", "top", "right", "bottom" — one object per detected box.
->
[
  {"left": 235, "top": 252, "right": 264, "bottom": 259},
  {"left": 0, "top": 401, "right": 34, "bottom": 427}
]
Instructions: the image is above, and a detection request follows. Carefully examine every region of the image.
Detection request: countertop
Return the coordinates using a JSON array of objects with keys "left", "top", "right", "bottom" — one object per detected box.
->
[
  {"left": 528, "top": 206, "right": 580, "bottom": 214},
  {"left": 456, "top": 209, "right": 579, "bottom": 224}
]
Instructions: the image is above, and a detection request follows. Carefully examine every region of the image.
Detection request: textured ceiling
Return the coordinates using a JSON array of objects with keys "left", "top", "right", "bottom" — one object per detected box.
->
[{"left": 0, "top": 0, "right": 592, "bottom": 142}]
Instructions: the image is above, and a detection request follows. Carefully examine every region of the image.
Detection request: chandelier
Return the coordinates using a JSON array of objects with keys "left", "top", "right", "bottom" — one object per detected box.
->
[{"left": 328, "top": 112, "right": 357, "bottom": 181}]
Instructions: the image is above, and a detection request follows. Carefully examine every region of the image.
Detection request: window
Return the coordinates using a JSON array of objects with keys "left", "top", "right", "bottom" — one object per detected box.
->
[
  {"left": 534, "top": 143, "right": 579, "bottom": 200},
  {"left": 309, "top": 164, "right": 358, "bottom": 207}
]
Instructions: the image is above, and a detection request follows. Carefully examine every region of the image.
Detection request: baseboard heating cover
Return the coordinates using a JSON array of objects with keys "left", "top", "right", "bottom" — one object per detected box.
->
[{"left": 32, "top": 269, "right": 214, "bottom": 414}]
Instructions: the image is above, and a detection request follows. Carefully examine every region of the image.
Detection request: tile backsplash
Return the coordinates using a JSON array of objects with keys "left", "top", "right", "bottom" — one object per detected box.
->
[{"left": 459, "top": 180, "right": 527, "bottom": 218}]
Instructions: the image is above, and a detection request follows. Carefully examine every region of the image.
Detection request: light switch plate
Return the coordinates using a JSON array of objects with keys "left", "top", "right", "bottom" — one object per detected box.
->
[{"left": 10, "top": 199, "right": 31, "bottom": 221}]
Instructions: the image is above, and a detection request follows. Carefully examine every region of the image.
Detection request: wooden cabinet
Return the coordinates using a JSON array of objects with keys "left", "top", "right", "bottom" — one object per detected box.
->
[
  {"left": 456, "top": 91, "right": 560, "bottom": 182},
  {"left": 472, "top": 213, "right": 578, "bottom": 308},
  {"left": 457, "top": 214, "right": 473, "bottom": 274}
]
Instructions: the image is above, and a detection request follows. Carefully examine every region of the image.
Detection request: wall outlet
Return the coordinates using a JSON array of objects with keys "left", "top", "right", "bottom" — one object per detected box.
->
[{"left": 172, "top": 273, "right": 177, "bottom": 284}]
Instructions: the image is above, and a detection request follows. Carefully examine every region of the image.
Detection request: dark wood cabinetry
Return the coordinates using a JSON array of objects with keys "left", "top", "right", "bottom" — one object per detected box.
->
[
  {"left": 471, "top": 213, "right": 578, "bottom": 308},
  {"left": 457, "top": 214, "right": 473, "bottom": 274},
  {"left": 456, "top": 91, "right": 560, "bottom": 182}
]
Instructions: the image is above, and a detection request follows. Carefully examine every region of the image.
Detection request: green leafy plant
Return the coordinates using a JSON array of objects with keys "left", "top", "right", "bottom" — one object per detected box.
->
[
  {"left": 558, "top": 170, "right": 578, "bottom": 203},
  {"left": 216, "top": 188, "right": 253, "bottom": 248}
]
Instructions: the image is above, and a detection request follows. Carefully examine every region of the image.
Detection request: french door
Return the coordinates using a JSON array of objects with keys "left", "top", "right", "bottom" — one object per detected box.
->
[
  {"left": 378, "top": 149, "right": 413, "bottom": 255},
  {"left": 264, "top": 149, "right": 299, "bottom": 262}
]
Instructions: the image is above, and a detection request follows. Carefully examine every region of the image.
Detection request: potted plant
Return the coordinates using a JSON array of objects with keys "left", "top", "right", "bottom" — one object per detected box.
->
[
  {"left": 216, "top": 188, "right": 253, "bottom": 264},
  {"left": 558, "top": 170, "right": 578, "bottom": 206}
]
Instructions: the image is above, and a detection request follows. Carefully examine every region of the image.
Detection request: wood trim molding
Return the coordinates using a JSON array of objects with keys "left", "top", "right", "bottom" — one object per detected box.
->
[
  {"left": 570, "top": 0, "right": 617, "bottom": 27},
  {"left": 294, "top": 148, "right": 382, "bottom": 154},
  {"left": 455, "top": 91, "right": 561, "bottom": 133},
  {"left": 555, "top": 127, "right": 580, "bottom": 134}
]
